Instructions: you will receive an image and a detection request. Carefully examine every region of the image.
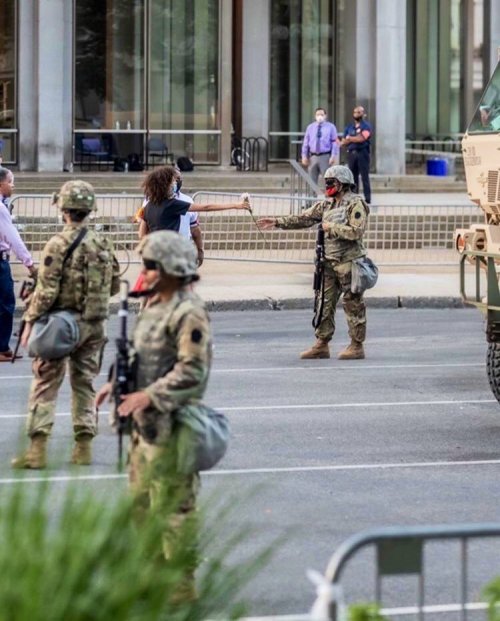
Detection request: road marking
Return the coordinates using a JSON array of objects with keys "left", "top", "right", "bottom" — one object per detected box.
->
[
  {"left": 211, "top": 362, "right": 486, "bottom": 373},
  {"left": 1, "top": 458, "right": 500, "bottom": 485},
  {"left": 0, "top": 362, "right": 486, "bottom": 382},
  {"left": 220, "top": 399, "right": 497, "bottom": 412},
  {"left": 1, "top": 398, "right": 496, "bottom": 420}
]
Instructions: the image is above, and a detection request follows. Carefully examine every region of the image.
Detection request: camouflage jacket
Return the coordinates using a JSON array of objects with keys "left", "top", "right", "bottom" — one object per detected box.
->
[
  {"left": 276, "top": 191, "right": 369, "bottom": 263},
  {"left": 24, "top": 224, "right": 120, "bottom": 323},
  {"left": 132, "top": 289, "right": 212, "bottom": 440}
]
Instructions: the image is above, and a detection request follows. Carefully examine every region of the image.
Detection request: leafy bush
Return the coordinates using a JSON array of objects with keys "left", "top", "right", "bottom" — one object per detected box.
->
[
  {"left": 483, "top": 577, "right": 500, "bottom": 621},
  {"left": 0, "top": 482, "right": 271, "bottom": 620},
  {"left": 348, "top": 603, "right": 388, "bottom": 621}
]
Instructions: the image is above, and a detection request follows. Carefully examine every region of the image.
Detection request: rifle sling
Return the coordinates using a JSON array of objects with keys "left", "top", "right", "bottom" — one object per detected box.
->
[{"left": 63, "top": 227, "right": 88, "bottom": 267}]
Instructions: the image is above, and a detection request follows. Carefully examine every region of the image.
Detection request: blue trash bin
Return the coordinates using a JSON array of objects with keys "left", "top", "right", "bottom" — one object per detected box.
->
[{"left": 426, "top": 157, "right": 448, "bottom": 176}]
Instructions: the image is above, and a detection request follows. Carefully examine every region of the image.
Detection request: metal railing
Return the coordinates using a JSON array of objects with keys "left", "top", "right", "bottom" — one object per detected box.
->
[
  {"left": 193, "top": 192, "right": 483, "bottom": 265},
  {"left": 323, "top": 523, "right": 500, "bottom": 621},
  {"left": 289, "top": 160, "right": 321, "bottom": 199},
  {"left": 8, "top": 192, "right": 484, "bottom": 266},
  {"left": 9, "top": 193, "right": 143, "bottom": 265}
]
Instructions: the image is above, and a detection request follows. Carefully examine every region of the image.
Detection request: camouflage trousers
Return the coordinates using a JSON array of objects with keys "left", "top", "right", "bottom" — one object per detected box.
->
[
  {"left": 26, "top": 320, "right": 105, "bottom": 439},
  {"left": 128, "top": 430, "right": 200, "bottom": 581},
  {"left": 315, "top": 261, "right": 366, "bottom": 343}
]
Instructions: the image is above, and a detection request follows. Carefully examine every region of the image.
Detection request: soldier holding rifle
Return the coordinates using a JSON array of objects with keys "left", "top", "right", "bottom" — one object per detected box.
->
[
  {"left": 96, "top": 231, "right": 212, "bottom": 602},
  {"left": 257, "top": 165, "right": 370, "bottom": 360}
]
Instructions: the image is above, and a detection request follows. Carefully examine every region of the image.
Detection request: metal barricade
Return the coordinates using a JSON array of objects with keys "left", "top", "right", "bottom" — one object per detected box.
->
[
  {"left": 289, "top": 159, "right": 322, "bottom": 199},
  {"left": 9, "top": 193, "right": 144, "bottom": 264},
  {"left": 324, "top": 523, "right": 500, "bottom": 621},
  {"left": 9, "top": 192, "right": 484, "bottom": 266},
  {"left": 193, "top": 191, "right": 483, "bottom": 265}
]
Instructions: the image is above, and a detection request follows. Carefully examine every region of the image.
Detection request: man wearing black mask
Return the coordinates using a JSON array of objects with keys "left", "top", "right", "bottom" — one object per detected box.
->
[{"left": 341, "top": 106, "right": 372, "bottom": 204}]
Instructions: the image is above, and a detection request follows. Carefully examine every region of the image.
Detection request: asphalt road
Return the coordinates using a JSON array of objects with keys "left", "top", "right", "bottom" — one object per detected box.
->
[{"left": 2, "top": 308, "right": 500, "bottom": 619}]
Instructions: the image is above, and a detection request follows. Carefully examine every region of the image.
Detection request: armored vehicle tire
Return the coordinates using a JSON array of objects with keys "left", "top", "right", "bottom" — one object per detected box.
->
[{"left": 487, "top": 342, "right": 500, "bottom": 403}]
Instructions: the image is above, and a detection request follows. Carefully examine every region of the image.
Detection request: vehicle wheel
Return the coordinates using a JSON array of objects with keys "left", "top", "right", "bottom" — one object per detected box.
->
[{"left": 487, "top": 342, "right": 500, "bottom": 403}]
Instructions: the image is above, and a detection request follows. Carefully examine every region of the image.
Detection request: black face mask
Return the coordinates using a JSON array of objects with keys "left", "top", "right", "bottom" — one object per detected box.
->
[{"left": 353, "top": 114, "right": 362, "bottom": 121}]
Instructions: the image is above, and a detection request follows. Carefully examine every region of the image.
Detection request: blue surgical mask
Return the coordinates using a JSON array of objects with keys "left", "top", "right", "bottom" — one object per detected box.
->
[{"left": 172, "top": 182, "right": 178, "bottom": 195}]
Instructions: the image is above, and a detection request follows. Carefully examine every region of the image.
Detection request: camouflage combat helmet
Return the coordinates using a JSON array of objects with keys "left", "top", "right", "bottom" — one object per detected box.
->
[
  {"left": 324, "top": 165, "right": 355, "bottom": 186},
  {"left": 53, "top": 180, "right": 97, "bottom": 211},
  {"left": 139, "top": 230, "right": 198, "bottom": 279}
]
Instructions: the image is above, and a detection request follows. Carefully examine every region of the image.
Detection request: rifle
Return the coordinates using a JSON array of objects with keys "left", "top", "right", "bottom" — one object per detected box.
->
[
  {"left": 312, "top": 225, "right": 326, "bottom": 329},
  {"left": 113, "top": 280, "right": 135, "bottom": 470},
  {"left": 11, "top": 279, "right": 36, "bottom": 364}
]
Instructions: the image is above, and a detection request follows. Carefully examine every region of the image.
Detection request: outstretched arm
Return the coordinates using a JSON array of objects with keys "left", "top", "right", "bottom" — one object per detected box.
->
[
  {"left": 188, "top": 201, "right": 250, "bottom": 212},
  {"left": 258, "top": 200, "right": 325, "bottom": 230}
]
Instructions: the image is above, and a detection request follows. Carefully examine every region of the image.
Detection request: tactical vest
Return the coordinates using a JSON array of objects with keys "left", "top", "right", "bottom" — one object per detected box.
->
[
  {"left": 323, "top": 192, "right": 369, "bottom": 263},
  {"left": 58, "top": 228, "right": 116, "bottom": 320},
  {"left": 133, "top": 292, "right": 210, "bottom": 398}
]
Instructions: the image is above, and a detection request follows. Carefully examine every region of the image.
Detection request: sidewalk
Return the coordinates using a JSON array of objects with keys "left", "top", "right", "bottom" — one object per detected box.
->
[
  {"left": 117, "top": 260, "right": 470, "bottom": 311},
  {"left": 12, "top": 259, "right": 470, "bottom": 312}
]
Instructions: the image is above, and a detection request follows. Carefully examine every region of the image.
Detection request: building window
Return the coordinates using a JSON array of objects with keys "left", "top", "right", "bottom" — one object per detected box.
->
[
  {"left": 270, "top": 0, "right": 336, "bottom": 160},
  {"left": 74, "top": 0, "right": 220, "bottom": 165},
  {"left": 406, "top": 0, "right": 486, "bottom": 138},
  {"left": 149, "top": 0, "right": 220, "bottom": 163},
  {"left": 0, "top": 0, "right": 17, "bottom": 163},
  {"left": 75, "top": 0, "right": 145, "bottom": 130}
]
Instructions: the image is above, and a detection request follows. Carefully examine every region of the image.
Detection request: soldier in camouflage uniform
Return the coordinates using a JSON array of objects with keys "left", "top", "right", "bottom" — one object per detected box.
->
[
  {"left": 258, "top": 165, "right": 369, "bottom": 360},
  {"left": 96, "top": 230, "right": 211, "bottom": 601},
  {"left": 12, "top": 180, "right": 120, "bottom": 469}
]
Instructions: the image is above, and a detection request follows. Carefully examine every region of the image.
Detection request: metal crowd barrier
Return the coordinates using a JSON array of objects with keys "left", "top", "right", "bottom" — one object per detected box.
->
[
  {"left": 9, "top": 192, "right": 483, "bottom": 266},
  {"left": 193, "top": 191, "right": 483, "bottom": 265},
  {"left": 323, "top": 523, "right": 500, "bottom": 621},
  {"left": 289, "top": 159, "right": 322, "bottom": 199},
  {"left": 9, "top": 193, "right": 143, "bottom": 265}
]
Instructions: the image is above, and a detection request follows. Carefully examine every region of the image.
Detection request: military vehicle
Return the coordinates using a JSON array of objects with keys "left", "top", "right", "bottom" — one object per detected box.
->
[{"left": 455, "top": 58, "right": 500, "bottom": 400}]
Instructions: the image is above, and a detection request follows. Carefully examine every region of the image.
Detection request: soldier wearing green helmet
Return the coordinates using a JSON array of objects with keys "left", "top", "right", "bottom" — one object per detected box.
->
[
  {"left": 258, "top": 164, "right": 370, "bottom": 360},
  {"left": 96, "top": 230, "right": 212, "bottom": 602},
  {"left": 11, "top": 180, "right": 120, "bottom": 470}
]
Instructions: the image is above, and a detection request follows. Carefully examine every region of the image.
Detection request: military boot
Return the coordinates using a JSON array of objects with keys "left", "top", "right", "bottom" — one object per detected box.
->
[
  {"left": 300, "top": 339, "right": 330, "bottom": 359},
  {"left": 337, "top": 340, "right": 365, "bottom": 360},
  {"left": 11, "top": 434, "right": 48, "bottom": 469},
  {"left": 71, "top": 434, "right": 93, "bottom": 466}
]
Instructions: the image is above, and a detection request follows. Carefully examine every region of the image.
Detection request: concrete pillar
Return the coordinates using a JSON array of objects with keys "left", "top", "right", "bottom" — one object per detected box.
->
[
  {"left": 241, "top": 0, "right": 270, "bottom": 138},
  {"left": 375, "top": 0, "right": 406, "bottom": 175},
  {"left": 490, "top": 0, "right": 500, "bottom": 74},
  {"left": 354, "top": 0, "right": 376, "bottom": 108},
  {"left": 18, "top": 0, "right": 72, "bottom": 171},
  {"left": 17, "top": 1, "right": 36, "bottom": 171},
  {"left": 220, "top": 0, "right": 233, "bottom": 166}
]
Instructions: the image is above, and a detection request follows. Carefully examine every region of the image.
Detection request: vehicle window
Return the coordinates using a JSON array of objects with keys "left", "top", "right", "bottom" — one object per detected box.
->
[{"left": 468, "top": 63, "right": 500, "bottom": 134}]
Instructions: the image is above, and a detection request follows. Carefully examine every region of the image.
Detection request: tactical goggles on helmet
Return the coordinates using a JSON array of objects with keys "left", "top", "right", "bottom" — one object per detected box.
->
[{"left": 142, "top": 258, "right": 160, "bottom": 271}]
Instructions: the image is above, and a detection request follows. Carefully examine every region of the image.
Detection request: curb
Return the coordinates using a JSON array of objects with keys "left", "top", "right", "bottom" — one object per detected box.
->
[
  {"left": 110, "top": 295, "right": 468, "bottom": 313},
  {"left": 14, "top": 296, "right": 469, "bottom": 317}
]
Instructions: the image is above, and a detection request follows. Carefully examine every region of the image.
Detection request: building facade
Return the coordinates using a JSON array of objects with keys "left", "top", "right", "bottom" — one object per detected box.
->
[{"left": 0, "top": 0, "right": 498, "bottom": 173}]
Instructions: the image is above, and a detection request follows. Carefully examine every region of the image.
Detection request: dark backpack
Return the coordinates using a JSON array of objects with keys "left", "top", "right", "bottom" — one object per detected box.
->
[
  {"left": 113, "top": 157, "right": 126, "bottom": 172},
  {"left": 177, "top": 156, "right": 194, "bottom": 172},
  {"left": 127, "top": 153, "right": 144, "bottom": 172}
]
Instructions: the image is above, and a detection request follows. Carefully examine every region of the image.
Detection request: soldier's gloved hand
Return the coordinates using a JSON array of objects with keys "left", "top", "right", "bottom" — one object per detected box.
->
[{"left": 27, "top": 265, "right": 38, "bottom": 279}]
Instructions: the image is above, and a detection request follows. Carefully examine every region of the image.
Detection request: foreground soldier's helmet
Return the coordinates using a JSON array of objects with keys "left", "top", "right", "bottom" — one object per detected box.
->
[
  {"left": 53, "top": 180, "right": 97, "bottom": 211},
  {"left": 139, "top": 230, "right": 198, "bottom": 279},
  {"left": 324, "top": 165, "right": 355, "bottom": 186}
]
